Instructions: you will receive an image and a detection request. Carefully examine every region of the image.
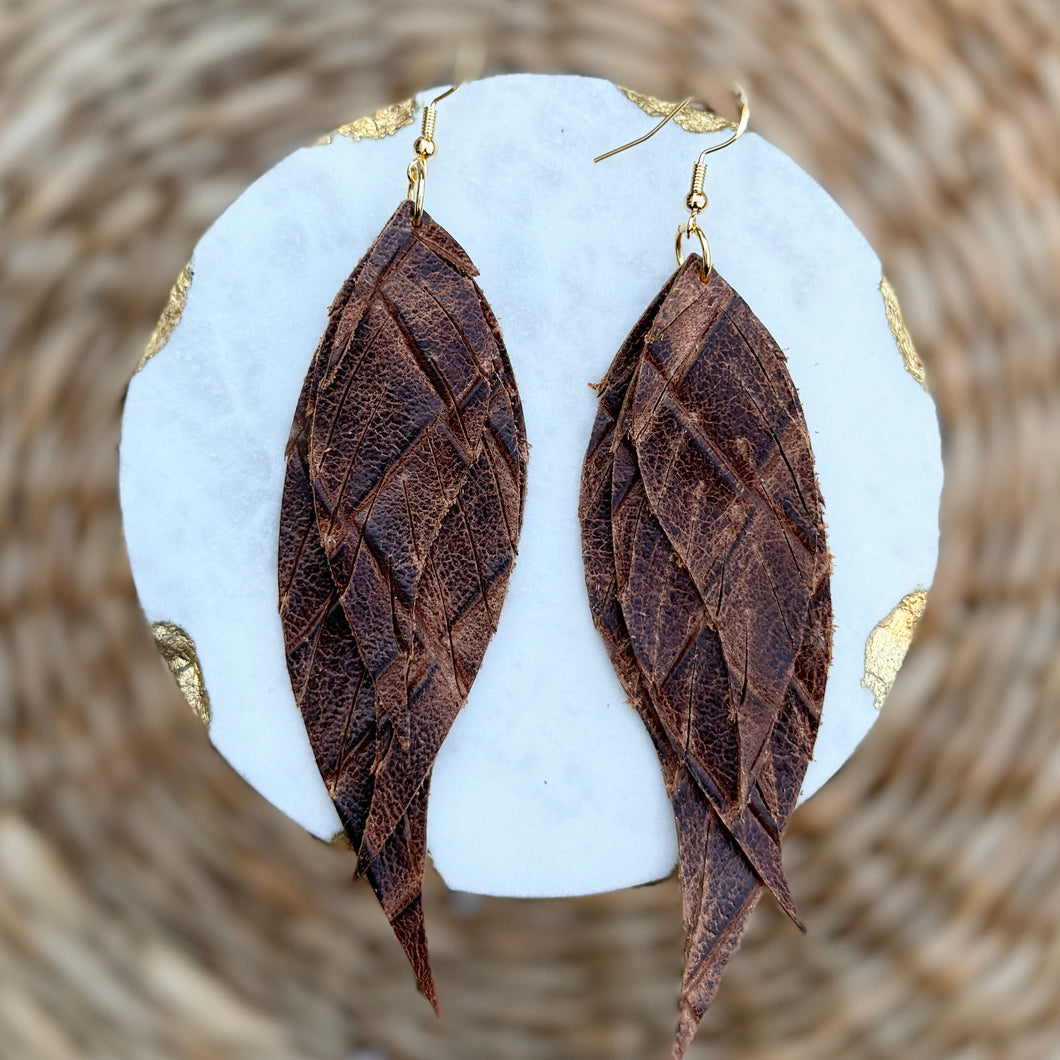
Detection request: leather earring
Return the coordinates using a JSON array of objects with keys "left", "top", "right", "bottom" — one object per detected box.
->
[
  {"left": 277, "top": 85, "right": 528, "bottom": 1009},
  {"left": 579, "top": 88, "right": 833, "bottom": 1059}
]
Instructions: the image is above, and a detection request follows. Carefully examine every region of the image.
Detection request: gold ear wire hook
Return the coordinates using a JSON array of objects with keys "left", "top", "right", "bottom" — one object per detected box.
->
[
  {"left": 686, "top": 84, "right": 748, "bottom": 213},
  {"left": 592, "top": 96, "right": 695, "bottom": 163},
  {"left": 407, "top": 84, "right": 459, "bottom": 225},
  {"left": 594, "top": 85, "right": 750, "bottom": 282},
  {"left": 693, "top": 85, "right": 749, "bottom": 162}
]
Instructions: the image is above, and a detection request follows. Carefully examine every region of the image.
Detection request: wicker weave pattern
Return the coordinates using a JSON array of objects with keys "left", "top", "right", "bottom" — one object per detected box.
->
[{"left": 1, "top": 3, "right": 1058, "bottom": 1058}]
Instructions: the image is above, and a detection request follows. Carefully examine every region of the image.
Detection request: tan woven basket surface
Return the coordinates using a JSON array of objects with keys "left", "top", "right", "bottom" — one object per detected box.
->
[{"left": 2, "top": 2, "right": 1058, "bottom": 1058}]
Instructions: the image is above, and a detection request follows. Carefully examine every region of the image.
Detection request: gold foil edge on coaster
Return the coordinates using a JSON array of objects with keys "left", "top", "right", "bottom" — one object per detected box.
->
[
  {"left": 861, "top": 590, "right": 928, "bottom": 710},
  {"left": 316, "top": 98, "right": 416, "bottom": 146},
  {"left": 136, "top": 262, "right": 194, "bottom": 374},
  {"left": 880, "top": 276, "right": 927, "bottom": 390},
  {"left": 151, "top": 621, "right": 211, "bottom": 727},
  {"left": 616, "top": 86, "right": 733, "bottom": 134}
]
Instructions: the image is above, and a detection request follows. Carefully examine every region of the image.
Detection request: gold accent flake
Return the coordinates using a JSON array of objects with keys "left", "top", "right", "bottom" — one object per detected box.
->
[
  {"left": 151, "top": 621, "right": 211, "bottom": 727},
  {"left": 861, "top": 590, "right": 928, "bottom": 710},
  {"left": 136, "top": 262, "right": 193, "bottom": 373},
  {"left": 617, "top": 86, "right": 733, "bottom": 134},
  {"left": 880, "top": 276, "right": 927, "bottom": 390},
  {"left": 328, "top": 831, "right": 353, "bottom": 850},
  {"left": 316, "top": 98, "right": 416, "bottom": 146}
]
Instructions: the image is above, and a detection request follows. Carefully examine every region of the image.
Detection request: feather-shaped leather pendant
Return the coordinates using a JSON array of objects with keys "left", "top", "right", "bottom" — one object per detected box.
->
[
  {"left": 580, "top": 255, "right": 832, "bottom": 1059},
  {"left": 279, "top": 199, "right": 528, "bottom": 1007}
]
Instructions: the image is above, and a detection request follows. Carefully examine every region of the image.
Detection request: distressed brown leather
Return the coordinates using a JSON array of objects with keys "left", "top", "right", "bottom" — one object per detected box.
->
[
  {"left": 579, "top": 256, "right": 832, "bottom": 1059},
  {"left": 278, "top": 199, "right": 528, "bottom": 1009}
]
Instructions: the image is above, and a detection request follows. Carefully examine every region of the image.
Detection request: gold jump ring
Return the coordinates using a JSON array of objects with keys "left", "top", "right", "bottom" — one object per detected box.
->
[{"left": 674, "top": 221, "right": 712, "bottom": 282}]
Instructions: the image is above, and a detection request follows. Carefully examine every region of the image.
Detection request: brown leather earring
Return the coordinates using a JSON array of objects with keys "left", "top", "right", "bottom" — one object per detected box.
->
[
  {"left": 579, "top": 88, "right": 833, "bottom": 1059},
  {"left": 276, "top": 85, "right": 528, "bottom": 1009}
]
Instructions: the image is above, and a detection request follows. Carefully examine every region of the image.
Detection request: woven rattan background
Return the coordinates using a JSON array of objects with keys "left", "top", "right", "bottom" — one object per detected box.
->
[{"left": 2, "top": 2, "right": 1058, "bottom": 1058}]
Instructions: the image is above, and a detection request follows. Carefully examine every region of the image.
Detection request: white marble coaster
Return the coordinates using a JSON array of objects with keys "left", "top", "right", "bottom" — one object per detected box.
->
[{"left": 120, "top": 74, "right": 942, "bottom": 898}]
